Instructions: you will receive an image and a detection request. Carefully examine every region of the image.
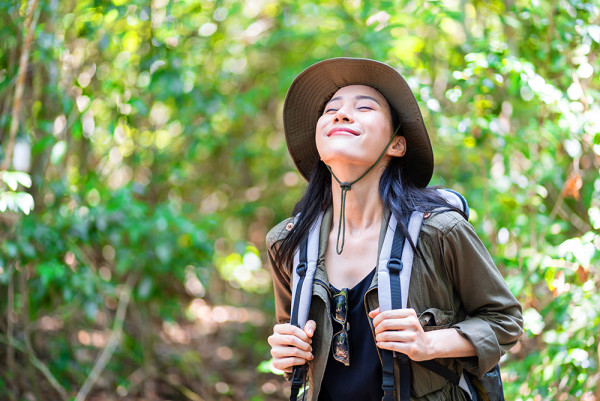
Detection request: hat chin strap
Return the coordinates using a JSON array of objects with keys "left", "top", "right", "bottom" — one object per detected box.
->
[{"left": 325, "top": 126, "right": 400, "bottom": 255}]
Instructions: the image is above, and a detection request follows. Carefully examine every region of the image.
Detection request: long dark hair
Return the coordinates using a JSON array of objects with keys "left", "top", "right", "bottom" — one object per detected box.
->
[{"left": 272, "top": 152, "right": 464, "bottom": 273}]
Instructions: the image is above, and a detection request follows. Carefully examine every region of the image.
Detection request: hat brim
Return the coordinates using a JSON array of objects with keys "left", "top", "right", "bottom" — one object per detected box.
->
[{"left": 283, "top": 57, "right": 433, "bottom": 188}]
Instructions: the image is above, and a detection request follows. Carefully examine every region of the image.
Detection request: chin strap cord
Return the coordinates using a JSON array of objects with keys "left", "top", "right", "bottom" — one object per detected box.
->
[{"left": 325, "top": 127, "right": 399, "bottom": 255}]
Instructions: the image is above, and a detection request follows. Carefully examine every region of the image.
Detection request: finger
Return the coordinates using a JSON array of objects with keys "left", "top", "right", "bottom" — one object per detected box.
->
[
  {"left": 268, "top": 333, "right": 312, "bottom": 351},
  {"left": 272, "top": 357, "right": 312, "bottom": 372},
  {"left": 271, "top": 345, "right": 314, "bottom": 361},
  {"left": 371, "top": 308, "right": 417, "bottom": 324},
  {"left": 368, "top": 308, "right": 380, "bottom": 319},
  {"left": 371, "top": 309, "right": 419, "bottom": 330},
  {"left": 304, "top": 320, "right": 316, "bottom": 338},
  {"left": 376, "top": 340, "right": 401, "bottom": 352},
  {"left": 273, "top": 323, "right": 312, "bottom": 343},
  {"left": 372, "top": 317, "right": 421, "bottom": 335},
  {"left": 375, "top": 329, "right": 417, "bottom": 343},
  {"left": 371, "top": 310, "right": 397, "bottom": 327}
]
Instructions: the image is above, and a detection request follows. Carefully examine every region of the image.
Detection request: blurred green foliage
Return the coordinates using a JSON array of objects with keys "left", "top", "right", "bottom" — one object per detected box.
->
[{"left": 0, "top": 0, "right": 599, "bottom": 400}]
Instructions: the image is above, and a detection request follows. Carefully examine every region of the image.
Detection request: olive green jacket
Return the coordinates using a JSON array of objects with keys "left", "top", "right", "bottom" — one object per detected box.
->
[{"left": 266, "top": 207, "right": 523, "bottom": 401}]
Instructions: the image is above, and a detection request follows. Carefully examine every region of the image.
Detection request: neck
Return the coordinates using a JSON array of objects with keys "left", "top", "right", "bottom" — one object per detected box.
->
[{"left": 329, "top": 166, "right": 384, "bottom": 234}]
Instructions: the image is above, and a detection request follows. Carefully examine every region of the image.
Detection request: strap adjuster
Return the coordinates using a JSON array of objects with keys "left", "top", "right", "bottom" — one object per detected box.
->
[
  {"left": 290, "top": 365, "right": 307, "bottom": 401},
  {"left": 382, "top": 388, "right": 395, "bottom": 401},
  {"left": 387, "top": 258, "right": 403, "bottom": 273},
  {"left": 291, "top": 365, "right": 306, "bottom": 387},
  {"left": 296, "top": 262, "right": 307, "bottom": 276}
]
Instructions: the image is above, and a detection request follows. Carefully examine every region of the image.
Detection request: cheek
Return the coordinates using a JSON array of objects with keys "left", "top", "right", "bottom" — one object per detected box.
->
[
  {"left": 366, "top": 114, "right": 392, "bottom": 134},
  {"left": 315, "top": 116, "right": 327, "bottom": 147},
  {"left": 316, "top": 115, "right": 327, "bottom": 132}
]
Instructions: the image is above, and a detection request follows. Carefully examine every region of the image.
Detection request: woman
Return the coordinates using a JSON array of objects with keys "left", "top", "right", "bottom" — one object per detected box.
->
[{"left": 266, "top": 58, "right": 523, "bottom": 401}]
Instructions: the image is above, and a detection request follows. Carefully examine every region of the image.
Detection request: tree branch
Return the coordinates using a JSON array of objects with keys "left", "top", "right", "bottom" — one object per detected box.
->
[
  {"left": 20, "top": 264, "right": 43, "bottom": 400},
  {"left": 75, "top": 274, "right": 137, "bottom": 401},
  {"left": 7, "top": 262, "right": 16, "bottom": 401},
  {"left": 0, "top": 333, "right": 69, "bottom": 401},
  {"left": 1, "top": 0, "right": 40, "bottom": 171},
  {"left": 161, "top": 373, "right": 207, "bottom": 401}
]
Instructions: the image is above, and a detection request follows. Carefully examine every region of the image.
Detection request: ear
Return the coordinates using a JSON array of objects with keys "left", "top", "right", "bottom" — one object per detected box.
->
[{"left": 386, "top": 136, "right": 406, "bottom": 157}]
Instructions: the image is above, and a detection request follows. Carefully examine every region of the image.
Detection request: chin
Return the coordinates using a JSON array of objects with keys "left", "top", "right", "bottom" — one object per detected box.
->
[
  {"left": 319, "top": 150, "right": 354, "bottom": 164},
  {"left": 320, "top": 152, "right": 372, "bottom": 167}
]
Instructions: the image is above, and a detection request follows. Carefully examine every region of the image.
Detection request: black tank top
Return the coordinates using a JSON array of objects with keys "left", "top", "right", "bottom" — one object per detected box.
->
[{"left": 318, "top": 268, "right": 383, "bottom": 401}]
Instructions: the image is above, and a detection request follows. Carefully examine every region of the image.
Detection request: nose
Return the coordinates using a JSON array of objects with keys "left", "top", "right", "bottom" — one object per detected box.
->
[{"left": 333, "top": 108, "right": 354, "bottom": 124}]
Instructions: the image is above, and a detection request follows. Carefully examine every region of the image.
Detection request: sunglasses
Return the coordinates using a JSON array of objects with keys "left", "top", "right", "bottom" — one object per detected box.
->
[{"left": 331, "top": 287, "right": 350, "bottom": 366}]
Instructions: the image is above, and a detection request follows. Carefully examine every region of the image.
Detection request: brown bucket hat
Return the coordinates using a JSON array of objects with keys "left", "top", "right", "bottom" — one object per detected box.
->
[{"left": 283, "top": 57, "right": 434, "bottom": 188}]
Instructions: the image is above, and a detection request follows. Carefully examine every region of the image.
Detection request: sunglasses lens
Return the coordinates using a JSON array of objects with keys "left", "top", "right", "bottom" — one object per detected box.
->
[
  {"left": 332, "top": 330, "right": 350, "bottom": 366},
  {"left": 331, "top": 288, "right": 350, "bottom": 366},
  {"left": 333, "top": 289, "right": 347, "bottom": 325}
]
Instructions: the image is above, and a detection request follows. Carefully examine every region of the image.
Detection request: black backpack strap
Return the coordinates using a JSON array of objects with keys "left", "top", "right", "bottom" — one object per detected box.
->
[
  {"left": 415, "top": 360, "right": 477, "bottom": 400},
  {"left": 290, "top": 236, "right": 308, "bottom": 328},
  {"left": 289, "top": 364, "right": 308, "bottom": 401},
  {"left": 381, "top": 220, "right": 404, "bottom": 400},
  {"left": 388, "top": 214, "right": 411, "bottom": 401},
  {"left": 416, "top": 360, "right": 460, "bottom": 384},
  {"left": 289, "top": 237, "right": 308, "bottom": 401},
  {"left": 380, "top": 211, "right": 416, "bottom": 401},
  {"left": 289, "top": 212, "right": 324, "bottom": 401}
]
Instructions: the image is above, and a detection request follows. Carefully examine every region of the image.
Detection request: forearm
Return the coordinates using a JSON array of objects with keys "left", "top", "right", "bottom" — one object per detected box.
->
[{"left": 425, "top": 328, "right": 477, "bottom": 359}]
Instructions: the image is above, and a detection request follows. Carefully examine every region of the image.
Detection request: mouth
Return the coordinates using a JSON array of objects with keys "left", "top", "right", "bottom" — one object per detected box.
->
[{"left": 327, "top": 127, "right": 359, "bottom": 137}]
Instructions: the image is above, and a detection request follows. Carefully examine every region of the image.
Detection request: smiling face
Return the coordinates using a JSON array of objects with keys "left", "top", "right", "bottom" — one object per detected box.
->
[{"left": 315, "top": 85, "right": 397, "bottom": 172}]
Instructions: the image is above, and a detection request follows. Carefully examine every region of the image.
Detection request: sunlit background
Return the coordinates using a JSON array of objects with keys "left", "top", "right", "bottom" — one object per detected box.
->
[{"left": 0, "top": 0, "right": 599, "bottom": 400}]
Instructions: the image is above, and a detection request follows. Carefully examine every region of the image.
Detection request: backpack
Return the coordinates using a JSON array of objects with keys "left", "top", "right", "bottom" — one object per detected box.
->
[{"left": 287, "top": 189, "right": 505, "bottom": 401}]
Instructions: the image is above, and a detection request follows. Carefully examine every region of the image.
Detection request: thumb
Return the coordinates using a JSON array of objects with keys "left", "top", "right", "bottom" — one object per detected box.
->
[{"left": 304, "top": 320, "right": 316, "bottom": 337}]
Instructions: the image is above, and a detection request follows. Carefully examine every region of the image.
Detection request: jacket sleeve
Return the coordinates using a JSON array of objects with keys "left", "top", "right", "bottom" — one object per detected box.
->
[
  {"left": 441, "top": 217, "right": 524, "bottom": 377},
  {"left": 266, "top": 218, "right": 294, "bottom": 324}
]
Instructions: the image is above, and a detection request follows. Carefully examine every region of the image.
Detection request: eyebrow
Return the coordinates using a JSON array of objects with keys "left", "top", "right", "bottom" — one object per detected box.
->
[{"left": 325, "top": 95, "right": 382, "bottom": 106}]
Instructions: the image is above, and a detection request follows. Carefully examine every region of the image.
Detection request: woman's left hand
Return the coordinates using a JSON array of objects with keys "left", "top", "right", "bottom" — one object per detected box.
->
[{"left": 368, "top": 308, "right": 432, "bottom": 361}]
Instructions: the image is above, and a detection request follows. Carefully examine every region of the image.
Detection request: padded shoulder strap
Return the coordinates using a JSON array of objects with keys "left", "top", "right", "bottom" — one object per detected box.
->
[
  {"left": 289, "top": 212, "right": 324, "bottom": 401},
  {"left": 376, "top": 213, "right": 398, "bottom": 313},
  {"left": 377, "top": 211, "right": 424, "bottom": 312},
  {"left": 290, "top": 212, "right": 323, "bottom": 329},
  {"left": 438, "top": 188, "right": 469, "bottom": 219}
]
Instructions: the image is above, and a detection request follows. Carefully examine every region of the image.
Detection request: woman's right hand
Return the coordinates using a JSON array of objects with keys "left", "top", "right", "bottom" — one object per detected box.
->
[{"left": 268, "top": 320, "right": 316, "bottom": 373}]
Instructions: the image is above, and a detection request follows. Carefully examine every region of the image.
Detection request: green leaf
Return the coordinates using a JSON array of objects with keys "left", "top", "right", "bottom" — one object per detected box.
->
[
  {"left": 35, "top": 261, "right": 66, "bottom": 286},
  {"left": 256, "top": 358, "right": 283, "bottom": 375},
  {"left": 32, "top": 134, "right": 56, "bottom": 155}
]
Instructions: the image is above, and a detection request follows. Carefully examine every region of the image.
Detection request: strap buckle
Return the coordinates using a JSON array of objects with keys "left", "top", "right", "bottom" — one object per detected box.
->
[
  {"left": 387, "top": 257, "right": 403, "bottom": 273},
  {"left": 291, "top": 365, "right": 306, "bottom": 388},
  {"left": 289, "top": 365, "right": 306, "bottom": 401}
]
